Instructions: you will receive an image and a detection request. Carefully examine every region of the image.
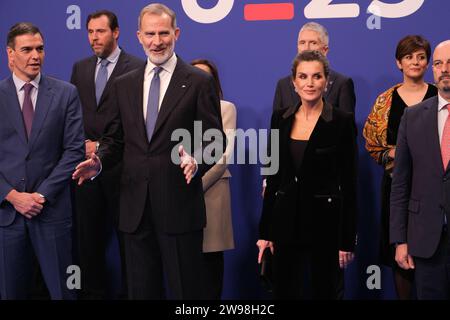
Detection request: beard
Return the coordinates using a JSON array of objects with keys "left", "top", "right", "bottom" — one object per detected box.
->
[
  {"left": 144, "top": 44, "right": 174, "bottom": 65},
  {"left": 440, "top": 76, "right": 450, "bottom": 93},
  {"left": 92, "top": 42, "right": 115, "bottom": 59}
]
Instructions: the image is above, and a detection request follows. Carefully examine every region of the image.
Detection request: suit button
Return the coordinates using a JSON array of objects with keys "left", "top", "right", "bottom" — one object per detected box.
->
[
  {"left": 328, "top": 198, "right": 332, "bottom": 203},
  {"left": 21, "top": 178, "right": 25, "bottom": 182}
]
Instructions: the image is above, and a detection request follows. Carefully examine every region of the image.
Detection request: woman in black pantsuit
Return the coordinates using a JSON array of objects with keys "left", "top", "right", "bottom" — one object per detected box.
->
[{"left": 257, "top": 51, "right": 357, "bottom": 299}]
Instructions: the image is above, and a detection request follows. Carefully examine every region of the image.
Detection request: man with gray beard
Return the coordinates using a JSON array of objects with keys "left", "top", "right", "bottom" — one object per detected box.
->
[{"left": 72, "top": 3, "right": 224, "bottom": 299}]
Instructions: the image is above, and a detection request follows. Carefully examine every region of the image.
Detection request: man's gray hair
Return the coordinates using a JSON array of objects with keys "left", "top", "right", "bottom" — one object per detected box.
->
[
  {"left": 299, "top": 22, "right": 329, "bottom": 46},
  {"left": 138, "top": 3, "right": 177, "bottom": 30}
]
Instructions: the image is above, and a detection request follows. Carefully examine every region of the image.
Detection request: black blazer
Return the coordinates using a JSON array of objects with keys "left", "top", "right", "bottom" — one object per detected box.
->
[
  {"left": 272, "top": 69, "right": 356, "bottom": 113},
  {"left": 70, "top": 50, "right": 144, "bottom": 141},
  {"left": 98, "top": 57, "right": 224, "bottom": 234},
  {"left": 260, "top": 102, "right": 357, "bottom": 251},
  {"left": 390, "top": 96, "right": 449, "bottom": 258}
]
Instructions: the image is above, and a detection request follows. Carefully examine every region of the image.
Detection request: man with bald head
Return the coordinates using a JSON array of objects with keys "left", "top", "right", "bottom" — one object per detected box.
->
[{"left": 390, "top": 40, "right": 450, "bottom": 299}]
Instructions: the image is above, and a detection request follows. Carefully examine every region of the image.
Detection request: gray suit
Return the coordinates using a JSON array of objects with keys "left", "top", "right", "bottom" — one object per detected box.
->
[
  {"left": 390, "top": 96, "right": 448, "bottom": 257},
  {"left": 390, "top": 95, "right": 450, "bottom": 299}
]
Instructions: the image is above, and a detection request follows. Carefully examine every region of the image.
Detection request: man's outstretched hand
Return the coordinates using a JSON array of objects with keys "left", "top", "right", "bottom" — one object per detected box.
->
[{"left": 72, "top": 153, "right": 101, "bottom": 185}]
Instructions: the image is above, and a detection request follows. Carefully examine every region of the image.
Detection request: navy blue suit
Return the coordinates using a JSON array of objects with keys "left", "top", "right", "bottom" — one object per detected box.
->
[
  {"left": 0, "top": 75, "right": 85, "bottom": 299},
  {"left": 390, "top": 95, "right": 450, "bottom": 299}
]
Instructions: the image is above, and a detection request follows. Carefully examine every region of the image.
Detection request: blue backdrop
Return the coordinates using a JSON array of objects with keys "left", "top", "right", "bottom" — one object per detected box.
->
[{"left": 1, "top": 0, "right": 449, "bottom": 299}]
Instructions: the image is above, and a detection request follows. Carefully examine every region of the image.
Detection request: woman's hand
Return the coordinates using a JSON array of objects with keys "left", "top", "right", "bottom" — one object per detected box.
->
[
  {"left": 256, "top": 240, "right": 274, "bottom": 264},
  {"left": 339, "top": 250, "right": 355, "bottom": 269}
]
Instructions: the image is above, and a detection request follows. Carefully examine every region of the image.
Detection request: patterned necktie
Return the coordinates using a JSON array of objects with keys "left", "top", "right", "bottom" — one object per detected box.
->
[
  {"left": 146, "top": 66, "right": 162, "bottom": 143},
  {"left": 95, "top": 59, "right": 110, "bottom": 105},
  {"left": 22, "top": 82, "right": 34, "bottom": 139},
  {"left": 441, "top": 104, "right": 450, "bottom": 170}
]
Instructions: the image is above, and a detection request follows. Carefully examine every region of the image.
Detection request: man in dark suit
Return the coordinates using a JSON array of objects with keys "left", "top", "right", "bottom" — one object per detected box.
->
[
  {"left": 390, "top": 40, "right": 450, "bottom": 299},
  {"left": 0, "top": 22, "right": 85, "bottom": 299},
  {"left": 73, "top": 3, "right": 224, "bottom": 299},
  {"left": 70, "top": 10, "right": 143, "bottom": 299},
  {"left": 272, "top": 22, "right": 356, "bottom": 113}
]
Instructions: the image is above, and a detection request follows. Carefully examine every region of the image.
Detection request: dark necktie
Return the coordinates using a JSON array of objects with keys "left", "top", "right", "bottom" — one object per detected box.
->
[
  {"left": 441, "top": 104, "right": 450, "bottom": 170},
  {"left": 95, "top": 59, "right": 110, "bottom": 105},
  {"left": 146, "top": 66, "right": 162, "bottom": 142},
  {"left": 22, "top": 82, "right": 34, "bottom": 139}
]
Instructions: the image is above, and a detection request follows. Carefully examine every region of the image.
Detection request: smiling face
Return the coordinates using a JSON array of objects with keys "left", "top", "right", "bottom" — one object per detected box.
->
[
  {"left": 433, "top": 41, "right": 450, "bottom": 99},
  {"left": 7, "top": 32, "right": 44, "bottom": 82},
  {"left": 87, "top": 15, "right": 119, "bottom": 58},
  {"left": 293, "top": 60, "right": 327, "bottom": 105},
  {"left": 137, "top": 12, "right": 180, "bottom": 65},
  {"left": 396, "top": 49, "right": 428, "bottom": 81}
]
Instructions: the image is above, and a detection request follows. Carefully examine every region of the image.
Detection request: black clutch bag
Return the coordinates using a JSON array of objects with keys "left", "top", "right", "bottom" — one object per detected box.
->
[{"left": 259, "top": 247, "right": 273, "bottom": 292}]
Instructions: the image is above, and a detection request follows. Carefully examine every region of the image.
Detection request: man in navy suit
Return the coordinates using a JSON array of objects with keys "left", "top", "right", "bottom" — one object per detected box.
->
[
  {"left": 0, "top": 22, "right": 85, "bottom": 299},
  {"left": 73, "top": 3, "right": 224, "bottom": 299},
  {"left": 391, "top": 40, "right": 450, "bottom": 299}
]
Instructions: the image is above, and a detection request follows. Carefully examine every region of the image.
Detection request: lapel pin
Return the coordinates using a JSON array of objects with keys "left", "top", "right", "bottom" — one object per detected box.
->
[{"left": 182, "top": 84, "right": 186, "bottom": 88}]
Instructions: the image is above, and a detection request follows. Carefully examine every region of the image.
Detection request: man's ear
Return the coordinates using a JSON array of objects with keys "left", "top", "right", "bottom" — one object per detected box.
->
[
  {"left": 113, "top": 27, "right": 120, "bottom": 41},
  {"left": 6, "top": 47, "right": 15, "bottom": 71}
]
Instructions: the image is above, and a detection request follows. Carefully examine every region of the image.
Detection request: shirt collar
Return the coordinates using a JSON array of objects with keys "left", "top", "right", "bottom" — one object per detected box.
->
[
  {"left": 145, "top": 52, "right": 177, "bottom": 76},
  {"left": 12, "top": 72, "right": 41, "bottom": 92},
  {"left": 438, "top": 92, "right": 450, "bottom": 111},
  {"left": 96, "top": 45, "right": 121, "bottom": 65}
]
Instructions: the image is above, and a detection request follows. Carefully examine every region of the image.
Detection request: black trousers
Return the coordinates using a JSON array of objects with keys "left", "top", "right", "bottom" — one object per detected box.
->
[
  {"left": 73, "top": 166, "right": 127, "bottom": 299},
  {"left": 414, "top": 227, "right": 450, "bottom": 299},
  {"left": 123, "top": 199, "right": 204, "bottom": 300},
  {"left": 201, "top": 251, "right": 224, "bottom": 300},
  {"left": 272, "top": 243, "right": 338, "bottom": 299}
]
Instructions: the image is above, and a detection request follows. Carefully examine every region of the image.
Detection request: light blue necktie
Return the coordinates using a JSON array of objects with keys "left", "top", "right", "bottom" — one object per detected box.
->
[
  {"left": 95, "top": 59, "right": 110, "bottom": 105},
  {"left": 146, "top": 66, "right": 162, "bottom": 142}
]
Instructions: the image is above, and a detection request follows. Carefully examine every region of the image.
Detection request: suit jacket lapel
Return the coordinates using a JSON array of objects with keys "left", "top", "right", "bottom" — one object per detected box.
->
[
  {"left": 28, "top": 76, "right": 53, "bottom": 148},
  {"left": 85, "top": 56, "right": 97, "bottom": 109},
  {"left": 128, "top": 66, "right": 147, "bottom": 143},
  {"left": 98, "top": 50, "right": 128, "bottom": 107},
  {"left": 324, "top": 70, "right": 336, "bottom": 100},
  {"left": 423, "top": 97, "right": 444, "bottom": 174},
  {"left": 299, "top": 102, "right": 333, "bottom": 178},
  {"left": 0, "top": 78, "right": 28, "bottom": 144},
  {"left": 153, "top": 58, "right": 190, "bottom": 137}
]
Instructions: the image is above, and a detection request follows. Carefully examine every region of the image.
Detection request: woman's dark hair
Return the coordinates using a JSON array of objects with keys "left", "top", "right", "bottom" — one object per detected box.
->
[
  {"left": 395, "top": 35, "right": 431, "bottom": 63},
  {"left": 190, "top": 59, "right": 223, "bottom": 99},
  {"left": 291, "top": 50, "right": 330, "bottom": 79}
]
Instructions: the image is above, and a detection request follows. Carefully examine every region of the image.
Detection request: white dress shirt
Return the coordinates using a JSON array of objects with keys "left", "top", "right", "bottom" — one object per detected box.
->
[
  {"left": 12, "top": 72, "right": 41, "bottom": 110},
  {"left": 94, "top": 46, "right": 121, "bottom": 81},
  {"left": 438, "top": 92, "right": 450, "bottom": 144},
  {"left": 143, "top": 53, "right": 177, "bottom": 121}
]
